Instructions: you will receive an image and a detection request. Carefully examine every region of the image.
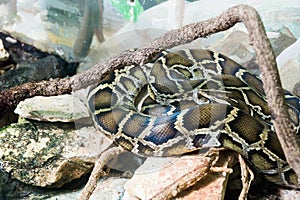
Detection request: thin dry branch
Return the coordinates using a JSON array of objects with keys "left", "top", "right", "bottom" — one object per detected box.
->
[
  {"left": 236, "top": 6, "right": 300, "bottom": 180},
  {"left": 78, "top": 147, "right": 124, "bottom": 200},
  {"left": 0, "top": 78, "right": 71, "bottom": 108},
  {"left": 0, "top": 4, "right": 299, "bottom": 185}
]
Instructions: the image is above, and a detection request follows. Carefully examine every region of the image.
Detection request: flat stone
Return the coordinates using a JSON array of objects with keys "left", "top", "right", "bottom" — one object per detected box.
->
[
  {"left": 124, "top": 151, "right": 236, "bottom": 199},
  {"left": 15, "top": 94, "right": 89, "bottom": 122},
  {"left": 0, "top": 120, "right": 112, "bottom": 187}
]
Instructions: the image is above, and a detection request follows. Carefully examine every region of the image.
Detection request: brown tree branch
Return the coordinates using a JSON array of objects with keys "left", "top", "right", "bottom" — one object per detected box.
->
[
  {"left": 78, "top": 147, "right": 124, "bottom": 200},
  {"left": 1, "top": 4, "right": 299, "bottom": 183},
  {"left": 0, "top": 5, "right": 251, "bottom": 106},
  {"left": 236, "top": 5, "right": 300, "bottom": 181},
  {"left": 0, "top": 78, "right": 72, "bottom": 108}
]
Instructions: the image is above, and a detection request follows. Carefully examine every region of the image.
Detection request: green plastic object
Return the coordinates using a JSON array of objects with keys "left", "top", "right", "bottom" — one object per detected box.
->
[{"left": 110, "top": 0, "right": 144, "bottom": 22}]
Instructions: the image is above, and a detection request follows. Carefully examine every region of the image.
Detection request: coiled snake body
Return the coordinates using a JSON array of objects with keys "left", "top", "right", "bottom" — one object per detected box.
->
[{"left": 88, "top": 49, "right": 300, "bottom": 187}]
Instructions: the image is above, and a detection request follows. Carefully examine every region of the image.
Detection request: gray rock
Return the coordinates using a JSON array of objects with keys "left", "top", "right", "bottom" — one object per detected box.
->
[
  {"left": 209, "top": 27, "right": 297, "bottom": 71},
  {"left": 15, "top": 94, "right": 89, "bottom": 122},
  {"left": 0, "top": 55, "right": 66, "bottom": 92},
  {"left": 0, "top": 120, "right": 112, "bottom": 188},
  {"left": 209, "top": 31, "right": 256, "bottom": 69},
  {"left": 269, "top": 26, "right": 297, "bottom": 57},
  {"left": 277, "top": 38, "right": 300, "bottom": 92}
]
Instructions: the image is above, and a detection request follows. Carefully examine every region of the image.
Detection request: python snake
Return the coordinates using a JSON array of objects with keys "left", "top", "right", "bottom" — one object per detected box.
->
[{"left": 87, "top": 49, "right": 300, "bottom": 188}]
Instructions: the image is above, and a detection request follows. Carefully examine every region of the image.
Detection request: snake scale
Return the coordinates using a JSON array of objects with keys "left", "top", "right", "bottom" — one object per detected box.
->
[{"left": 87, "top": 49, "right": 300, "bottom": 188}]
